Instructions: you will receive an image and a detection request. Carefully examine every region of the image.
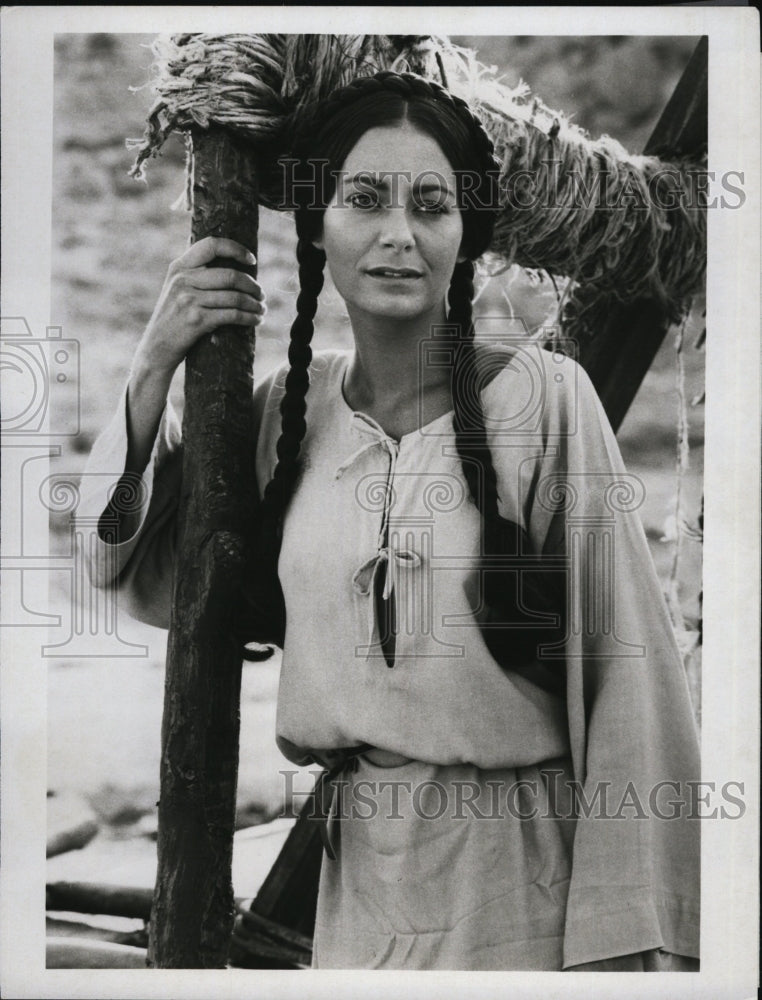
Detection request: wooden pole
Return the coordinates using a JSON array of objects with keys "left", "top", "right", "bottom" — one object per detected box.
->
[
  {"left": 147, "top": 128, "right": 259, "bottom": 968},
  {"left": 576, "top": 35, "right": 707, "bottom": 431}
]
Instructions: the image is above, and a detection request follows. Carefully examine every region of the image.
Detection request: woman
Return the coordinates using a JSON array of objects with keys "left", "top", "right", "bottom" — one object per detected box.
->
[{"left": 80, "top": 71, "right": 700, "bottom": 971}]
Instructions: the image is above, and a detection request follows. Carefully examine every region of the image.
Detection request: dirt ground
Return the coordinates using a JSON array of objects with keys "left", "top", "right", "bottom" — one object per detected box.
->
[{"left": 46, "top": 34, "right": 705, "bottom": 864}]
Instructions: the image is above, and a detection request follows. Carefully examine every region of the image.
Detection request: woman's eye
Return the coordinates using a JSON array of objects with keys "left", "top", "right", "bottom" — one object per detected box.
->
[
  {"left": 348, "top": 192, "right": 378, "bottom": 209},
  {"left": 416, "top": 201, "right": 449, "bottom": 214}
]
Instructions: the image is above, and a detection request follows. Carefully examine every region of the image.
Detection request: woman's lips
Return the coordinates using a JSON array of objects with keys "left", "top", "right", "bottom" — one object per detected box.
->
[{"left": 364, "top": 266, "right": 423, "bottom": 279}]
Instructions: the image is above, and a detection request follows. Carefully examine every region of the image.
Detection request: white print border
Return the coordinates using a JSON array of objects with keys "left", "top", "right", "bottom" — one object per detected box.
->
[{"left": 1, "top": 7, "right": 759, "bottom": 1000}]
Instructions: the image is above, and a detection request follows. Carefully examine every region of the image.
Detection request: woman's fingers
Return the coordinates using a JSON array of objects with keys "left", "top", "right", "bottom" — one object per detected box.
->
[
  {"left": 198, "top": 308, "right": 264, "bottom": 330},
  {"left": 173, "top": 236, "right": 256, "bottom": 272},
  {"left": 184, "top": 267, "right": 264, "bottom": 299},
  {"left": 198, "top": 290, "right": 266, "bottom": 315},
  {"left": 190, "top": 291, "right": 266, "bottom": 333}
]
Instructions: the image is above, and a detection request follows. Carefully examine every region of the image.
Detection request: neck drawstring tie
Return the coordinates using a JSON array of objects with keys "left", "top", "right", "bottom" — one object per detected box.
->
[
  {"left": 352, "top": 547, "right": 421, "bottom": 659},
  {"left": 336, "top": 412, "right": 422, "bottom": 660}
]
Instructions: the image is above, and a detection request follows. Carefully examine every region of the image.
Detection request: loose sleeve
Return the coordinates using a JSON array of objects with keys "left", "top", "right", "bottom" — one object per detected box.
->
[
  {"left": 486, "top": 349, "right": 700, "bottom": 967},
  {"left": 77, "top": 365, "right": 284, "bottom": 631},
  {"left": 76, "top": 381, "right": 183, "bottom": 629}
]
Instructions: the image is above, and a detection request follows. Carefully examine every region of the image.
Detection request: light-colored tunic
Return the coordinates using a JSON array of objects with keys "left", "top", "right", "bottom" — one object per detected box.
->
[{"left": 79, "top": 344, "right": 700, "bottom": 970}]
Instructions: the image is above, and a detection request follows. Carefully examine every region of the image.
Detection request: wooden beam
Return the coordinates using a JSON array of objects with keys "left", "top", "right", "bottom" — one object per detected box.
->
[
  {"left": 575, "top": 35, "right": 707, "bottom": 431},
  {"left": 47, "top": 882, "right": 154, "bottom": 921},
  {"left": 148, "top": 128, "right": 259, "bottom": 968},
  {"left": 643, "top": 35, "right": 708, "bottom": 160},
  {"left": 229, "top": 779, "right": 326, "bottom": 967}
]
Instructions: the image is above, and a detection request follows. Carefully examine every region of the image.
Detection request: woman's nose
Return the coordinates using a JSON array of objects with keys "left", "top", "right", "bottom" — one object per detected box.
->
[{"left": 378, "top": 208, "right": 415, "bottom": 250}]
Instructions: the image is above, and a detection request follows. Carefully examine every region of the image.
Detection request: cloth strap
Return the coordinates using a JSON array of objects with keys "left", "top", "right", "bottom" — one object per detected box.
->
[{"left": 310, "top": 744, "right": 373, "bottom": 860}]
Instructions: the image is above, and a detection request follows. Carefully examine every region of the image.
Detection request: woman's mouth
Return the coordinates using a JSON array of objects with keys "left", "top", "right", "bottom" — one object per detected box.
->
[{"left": 365, "top": 266, "right": 423, "bottom": 279}]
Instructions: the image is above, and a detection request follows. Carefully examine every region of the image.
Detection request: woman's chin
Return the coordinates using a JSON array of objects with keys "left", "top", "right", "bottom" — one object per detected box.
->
[{"left": 347, "top": 294, "right": 442, "bottom": 325}]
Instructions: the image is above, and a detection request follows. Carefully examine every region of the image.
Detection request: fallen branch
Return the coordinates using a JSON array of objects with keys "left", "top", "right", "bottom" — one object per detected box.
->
[{"left": 46, "top": 881, "right": 154, "bottom": 921}]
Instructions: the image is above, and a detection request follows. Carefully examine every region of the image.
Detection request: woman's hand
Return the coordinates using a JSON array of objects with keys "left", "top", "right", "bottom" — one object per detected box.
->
[
  {"left": 134, "top": 236, "right": 265, "bottom": 377},
  {"left": 123, "top": 237, "right": 265, "bottom": 480}
]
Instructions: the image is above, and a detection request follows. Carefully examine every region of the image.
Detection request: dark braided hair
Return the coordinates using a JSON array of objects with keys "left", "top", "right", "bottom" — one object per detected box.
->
[
  {"left": 249, "top": 71, "right": 565, "bottom": 687},
  {"left": 447, "top": 260, "right": 566, "bottom": 689},
  {"left": 260, "top": 236, "right": 324, "bottom": 555},
  {"left": 244, "top": 235, "right": 324, "bottom": 648}
]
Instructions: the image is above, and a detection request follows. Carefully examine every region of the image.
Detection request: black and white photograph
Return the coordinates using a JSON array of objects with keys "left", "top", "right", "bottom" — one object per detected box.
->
[{"left": 0, "top": 6, "right": 758, "bottom": 998}]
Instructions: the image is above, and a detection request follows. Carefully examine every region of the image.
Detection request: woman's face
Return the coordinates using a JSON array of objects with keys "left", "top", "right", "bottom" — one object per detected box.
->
[{"left": 314, "top": 123, "right": 465, "bottom": 326}]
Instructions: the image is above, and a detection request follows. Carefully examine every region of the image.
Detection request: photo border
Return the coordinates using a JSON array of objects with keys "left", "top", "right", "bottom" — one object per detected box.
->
[{"left": 1, "top": 6, "right": 759, "bottom": 999}]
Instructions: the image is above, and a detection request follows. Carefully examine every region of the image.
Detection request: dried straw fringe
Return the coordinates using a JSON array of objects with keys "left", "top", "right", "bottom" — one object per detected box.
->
[
  {"left": 128, "top": 35, "right": 451, "bottom": 177},
  {"left": 128, "top": 34, "right": 706, "bottom": 326}
]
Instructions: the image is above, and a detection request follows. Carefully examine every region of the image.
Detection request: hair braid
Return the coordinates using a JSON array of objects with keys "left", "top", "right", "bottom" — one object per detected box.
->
[
  {"left": 448, "top": 260, "right": 501, "bottom": 546},
  {"left": 448, "top": 262, "right": 566, "bottom": 683},
  {"left": 260, "top": 237, "right": 325, "bottom": 552},
  {"left": 243, "top": 238, "right": 324, "bottom": 649}
]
